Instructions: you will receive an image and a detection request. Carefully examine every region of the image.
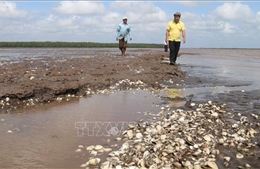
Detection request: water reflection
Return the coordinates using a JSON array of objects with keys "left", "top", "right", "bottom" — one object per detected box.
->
[
  {"left": 162, "top": 88, "right": 186, "bottom": 107},
  {"left": 179, "top": 54, "right": 260, "bottom": 89},
  {"left": 0, "top": 90, "right": 162, "bottom": 169}
]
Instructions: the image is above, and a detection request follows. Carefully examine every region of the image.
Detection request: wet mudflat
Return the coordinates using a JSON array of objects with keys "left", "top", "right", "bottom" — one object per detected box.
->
[
  {"left": 0, "top": 48, "right": 186, "bottom": 111},
  {"left": 0, "top": 48, "right": 259, "bottom": 169},
  {"left": 175, "top": 52, "right": 260, "bottom": 168}
]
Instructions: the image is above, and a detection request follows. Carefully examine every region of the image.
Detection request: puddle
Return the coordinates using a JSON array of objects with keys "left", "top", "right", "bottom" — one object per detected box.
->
[
  {"left": 0, "top": 90, "right": 167, "bottom": 169},
  {"left": 179, "top": 54, "right": 260, "bottom": 88},
  {"left": 178, "top": 55, "right": 260, "bottom": 113}
]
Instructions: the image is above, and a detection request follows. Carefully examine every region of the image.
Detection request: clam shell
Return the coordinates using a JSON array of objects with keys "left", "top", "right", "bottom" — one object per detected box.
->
[
  {"left": 95, "top": 145, "right": 103, "bottom": 150},
  {"left": 136, "top": 133, "right": 143, "bottom": 139},
  {"left": 88, "top": 158, "right": 101, "bottom": 166},
  {"left": 75, "top": 149, "right": 82, "bottom": 153},
  {"left": 86, "top": 145, "right": 95, "bottom": 151},
  {"left": 204, "top": 161, "right": 218, "bottom": 169},
  {"left": 80, "top": 163, "right": 87, "bottom": 168},
  {"left": 223, "top": 156, "right": 231, "bottom": 162},
  {"left": 78, "top": 145, "right": 84, "bottom": 149},
  {"left": 236, "top": 153, "right": 244, "bottom": 159},
  {"left": 203, "top": 135, "right": 212, "bottom": 142}
]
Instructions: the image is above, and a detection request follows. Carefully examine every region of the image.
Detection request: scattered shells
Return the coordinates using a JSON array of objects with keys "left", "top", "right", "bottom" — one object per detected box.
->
[
  {"left": 204, "top": 161, "right": 218, "bottom": 169},
  {"left": 160, "top": 134, "right": 166, "bottom": 141},
  {"left": 136, "top": 133, "right": 143, "bottom": 139},
  {"left": 128, "top": 124, "right": 135, "bottom": 129},
  {"left": 211, "top": 149, "right": 219, "bottom": 155},
  {"left": 90, "top": 150, "right": 97, "bottom": 156},
  {"left": 211, "top": 112, "right": 219, "bottom": 118},
  {"left": 56, "top": 97, "right": 62, "bottom": 101},
  {"left": 218, "top": 138, "right": 224, "bottom": 144},
  {"left": 203, "top": 135, "right": 212, "bottom": 142},
  {"left": 223, "top": 156, "right": 231, "bottom": 162},
  {"left": 82, "top": 101, "right": 258, "bottom": 169},
  {"left": 194, "top": 164, "right": 202, "bottom": 169},
  {"left": 78, "top": 145, "right": 84, "bottom": 149},
  {"left": 94, "top": 145, "right": 103, "bottom": 151},
  {"left": 126, "top": 130, "right": 134, "bottom": 139},
  {"left": 7, "top": 130, "right": 13, "bottom": 133},
  {"left": 245, "top": 163, "right": 251, "bottom": 168},
  {"left": 88, "top": 158, "right": 101, "bottom": 166},
  {"left": 86, "top": 145, "right": 95, "bottom": 151},
  {"left": 115, "top": 137, "right": 122, "bottom": 141},
  {"left": 104, "top": 148, "right": 112, "bottom": 152},
  {"left": 75, "top": 149, "right": 82, "bottom": 153},
  {"left": 236, "top": 153, "right": 244, "bottom": 159},
  {"left": 80, "top": 163, "right": 87, "bottom": 168}
]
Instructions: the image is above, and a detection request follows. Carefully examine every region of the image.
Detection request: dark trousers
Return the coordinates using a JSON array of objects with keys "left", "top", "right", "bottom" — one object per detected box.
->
[
  {"left": 164, "top": 45, "right": 168, "bottom": 52},
  {"left": 169, "top": 41, "right": 180, "bottom": 63}
]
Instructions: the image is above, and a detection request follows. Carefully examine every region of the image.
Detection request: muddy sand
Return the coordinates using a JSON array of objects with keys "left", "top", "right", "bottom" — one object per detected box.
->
[
  {"left": 0, "top": 49, "right": 197, "bottom": 112},
  {"left": 0, "top": 48, "right": 259, "bottom": 169}
]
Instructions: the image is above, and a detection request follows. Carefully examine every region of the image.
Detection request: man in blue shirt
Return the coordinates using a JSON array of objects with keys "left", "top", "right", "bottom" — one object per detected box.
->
[{"left": 116, "top": 17, "right": 132, "bottom": 57}]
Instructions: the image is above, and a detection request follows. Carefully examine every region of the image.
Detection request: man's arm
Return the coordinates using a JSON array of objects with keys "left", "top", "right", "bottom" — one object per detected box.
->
[
  {"left": 182, "top": 29, "right": 186, "bottom": 43},
  {"left": 165, "top": 29, "right": 169, "bottom": 45},
  {"left": 128, "top": 26, "right": 132, "bottom": 40},
  {"left": 116, "top": 24, "right": 121, "bottom": 41}
]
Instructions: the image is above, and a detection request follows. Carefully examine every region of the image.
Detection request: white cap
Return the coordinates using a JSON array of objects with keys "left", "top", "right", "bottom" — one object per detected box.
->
[{"left": 122, "top": 17, "right": 127, "bottom": 20}]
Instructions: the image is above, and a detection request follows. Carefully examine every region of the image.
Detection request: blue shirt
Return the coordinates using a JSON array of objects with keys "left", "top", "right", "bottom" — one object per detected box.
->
[{"left": 116, "top": 23, "right": 131, "bottom": 41}]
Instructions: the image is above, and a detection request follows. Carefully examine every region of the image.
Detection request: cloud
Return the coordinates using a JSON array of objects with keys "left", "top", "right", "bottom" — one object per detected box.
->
[
  {"left": 217, "top": 21, "right": 235, "bottom": 33},
  {"left": 211, "top": 2, "right": 260, "bottom": 37},
  {"left": 31, "top": 12, "right": 118, "bottom": 41},
  {"left": 53, "top": 1, "right": 105, "bottom": 15},
  {"left": 182, "top": 12, "right": 235, "bottom": 34},
  {"left": 213, "top": 2, "right": 255, "bottom": 22},
  {"left": 175, "top": 1, "right": 201, "bottom": 7},
  {"left": 257, "top": 12, "right": 260, "bottom": 30},
  {"left": 0, "top": 2, "right": 30, "bottom": 36},
  {"left": 82, "top": 17, "right": 100, "bottom": 26},
  {"left": 0, "top": 1, "right": 27, "bottom": 18},
  {"left": 109, "top": 1, "right": 167, "bottom": 24},
  {"left": 108, "top": 1, "right": 168, "bottom": 41},
  {"left": 33, "top": 14, "right": 82, "bottom": 34}
]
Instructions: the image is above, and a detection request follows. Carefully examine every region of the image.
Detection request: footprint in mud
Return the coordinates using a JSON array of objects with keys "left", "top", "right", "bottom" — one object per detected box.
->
[{"left": 51, "top": 135, "right": 58, "bottom": 139}]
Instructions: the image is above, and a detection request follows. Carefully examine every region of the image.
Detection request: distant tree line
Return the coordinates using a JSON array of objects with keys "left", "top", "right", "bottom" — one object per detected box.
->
[{"left": 0, "top": 42, "right": 163, "bottom": 48}]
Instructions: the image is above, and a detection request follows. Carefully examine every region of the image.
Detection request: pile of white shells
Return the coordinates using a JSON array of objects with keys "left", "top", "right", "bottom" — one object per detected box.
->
[
  {"left": 109, "top": 79, "right": 148, "bottom": 91},
  {"left": 85, "top": 79, "right": 164, "bottom": 96},
  {"left": 0, "top": 94, "right": 77, "bottom": 110},
  {"left": 81, "top": 101, "right": 259, "bottom": 169}
]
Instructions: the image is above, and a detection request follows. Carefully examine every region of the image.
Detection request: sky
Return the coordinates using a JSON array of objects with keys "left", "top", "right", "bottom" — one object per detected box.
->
[{"left": 0, "top": 1, "right": 260, "bottom": 48}]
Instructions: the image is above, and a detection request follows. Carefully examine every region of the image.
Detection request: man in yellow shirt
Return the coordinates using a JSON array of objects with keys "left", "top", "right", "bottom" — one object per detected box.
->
[{"left": 165, "top": 12, "right": 186, "bottom": 65}]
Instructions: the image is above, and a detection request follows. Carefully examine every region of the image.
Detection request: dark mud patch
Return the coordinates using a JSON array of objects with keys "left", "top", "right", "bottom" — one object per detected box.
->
[
  {"left": 0, "top": 51, "right": 196, "bottom": 112},
  {"left": 217, "top": 90, "right": 260, "bottom": 114}
]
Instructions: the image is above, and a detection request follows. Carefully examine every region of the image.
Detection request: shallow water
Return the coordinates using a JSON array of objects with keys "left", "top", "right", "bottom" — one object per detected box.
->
[
  {"left": 0, "top": 90, "right": 164, "bottom": 169},
  {"left": 0, "top": 48, "right": 260, "bottom": 168},
  {"left": 178, "top": 53, "right": 260, "bottom": 112},
  {"left": 178, "top": 54, "right": 260, "bottom": 168},
  {"left": 180, "top": 54, "right": 260, "bottom": 88}
]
